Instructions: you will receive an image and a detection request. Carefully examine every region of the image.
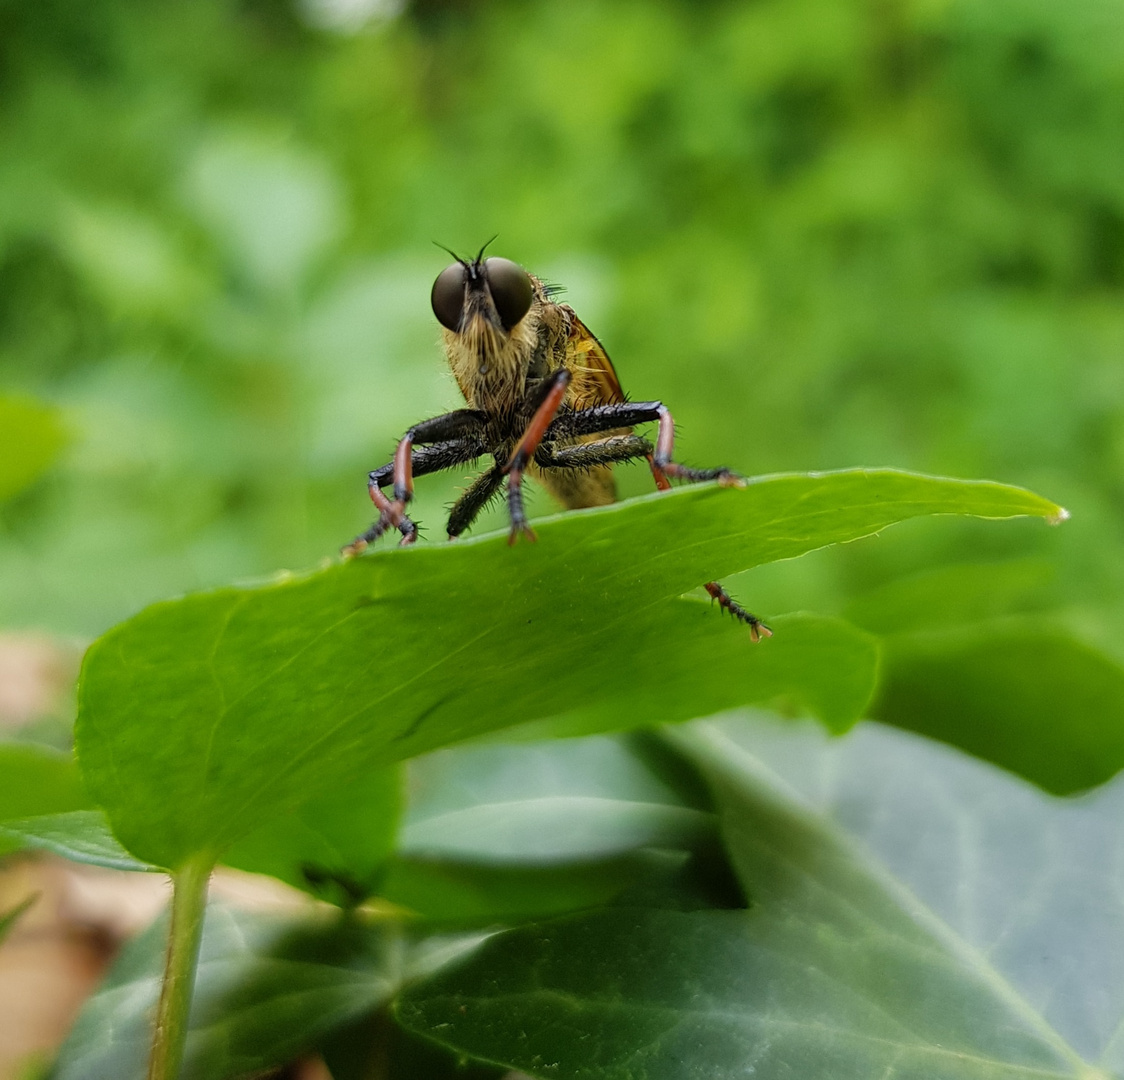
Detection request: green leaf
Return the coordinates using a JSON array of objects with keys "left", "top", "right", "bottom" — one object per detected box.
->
[
  {"left": 378, "top": 851, "right": 697, "bottom": 925},
  {"left": 220, "top": 737, "right": 709, "bottom": 918},
  {"left": 0, "top": 395, "right": 66, "bottom": 504},
  {"left": 0, "top": 810, "right": 158, "bottom": 872},
  {"left": 841, "top": 561, "right": 1124, "bottom": 793},
  {"left": 398, "top": 716, "right": 1123, "bottom": 1079},
  {"left": 398, "top": 736, "right": 714, "bottom": 864},
  {"left": 75, "top": 471, "right": 1062, "bottom": 867},
  {"left": 843, "top": 559, "right": 1057, "bottom": 635},
  {"left": 503, "top": 612, "right": 879, "bottom": 742},
  {"left": 321, "top": 1013, "right": 507, "bottom": 1080},
  {"left": 0, "top": 743, "right": 93, "bottom": 855},
  {"left": 377, "top": 734, "right": 733, "bottom": 924},
  {"left": 53, "top": 903, "right": 468, "bottom": 1080},
  {"left": 221, "top": 766, "right": 402, "bottom": 903},
  {"left": 869, "top": 620, "right": 1124, "bottom": 794}
]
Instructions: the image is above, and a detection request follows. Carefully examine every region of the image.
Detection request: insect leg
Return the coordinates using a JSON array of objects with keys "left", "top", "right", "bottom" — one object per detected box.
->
[
  {"left": 544, "top": 403, "right": 770, "bottom": 640},
  {"left": 503, "top": 368, "right": 571, "bottom": 544},
  {"left": 388, "top": 410, "right": 489, "bottom": 507},
  {"left": 534, "top": 434, "right": 654, "bottom": 470},
  {"left": 546, "top": 401, "right": 743, "bottom": 489},
  {"left": 642, "top": 404, "right": 772, "bottom": 639},
  {"left": 703, "top": 582, "right": 772, "bottom": 642},
  {"left": 446, "top": 465, "right": 506, "bottom": 539},
  {"left": 646, "top": 407, "right": 772, "bottom": 639},
  {"left": 343, "top": 427, "right": 487, "bottom": 556}
]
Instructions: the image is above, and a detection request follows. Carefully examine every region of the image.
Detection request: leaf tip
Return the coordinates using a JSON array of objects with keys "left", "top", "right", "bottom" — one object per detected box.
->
[{"left": 1047, "top": 506, "right": 1070, "bottom": 526}]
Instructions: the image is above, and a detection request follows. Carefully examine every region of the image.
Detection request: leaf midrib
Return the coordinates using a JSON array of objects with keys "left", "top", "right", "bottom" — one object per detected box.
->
[{"left": 686, "top": 722, "right": 1092, "bottom": 1074}]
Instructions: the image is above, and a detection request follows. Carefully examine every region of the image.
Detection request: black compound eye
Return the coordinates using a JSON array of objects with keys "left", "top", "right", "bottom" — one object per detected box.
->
[
  {"left": 484, "top": 257, "right": 534, "bottom": 330},
  {"left": 431, "top": 262, "right": 468, "bottom": 331}
]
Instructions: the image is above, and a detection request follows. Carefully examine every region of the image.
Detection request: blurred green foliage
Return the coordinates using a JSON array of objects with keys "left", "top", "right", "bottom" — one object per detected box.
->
[
  {"left": 1, "top": 0, "right": 1122, "bottom": 646},
  {"left": 0, "top": 395, "right": 66, "bottom": 503}
]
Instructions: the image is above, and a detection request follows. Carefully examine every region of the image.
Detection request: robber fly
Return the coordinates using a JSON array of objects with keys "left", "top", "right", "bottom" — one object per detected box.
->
[{"left": 342, "top": 245, "right": 771, "bottom": 641}]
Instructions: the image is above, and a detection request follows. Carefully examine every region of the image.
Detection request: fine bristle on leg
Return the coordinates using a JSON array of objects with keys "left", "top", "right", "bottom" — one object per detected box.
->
[{"left": 703, "top": 581, "right": 772, "bottom": 643}]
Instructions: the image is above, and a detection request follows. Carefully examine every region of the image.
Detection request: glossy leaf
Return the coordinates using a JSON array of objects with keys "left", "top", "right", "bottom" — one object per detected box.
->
[
  {"left": 378, "top": 851, "right": 701, "bottom": 925},
  {"left": 842, "top": 561, "right": 1124, "bottom": 793},
  {"left": 504, "top": 612, "right": 878, "bottom": 742},
  {"left": 397, "top": 716, "right": 1122, "bottom": 1080},
  {"left": 378, "top": 734, "right": 731, "bottom": 924},
  {"left": 0, "top": 743, "right": 93, "bottom": 855},
  {"left": 0, "top": 810, "right": 157, "bottom": 872},
  {"left": 398, "top": 736, "right": 714, "bottom": 864},
  {"left": 869, "top": 620, "right": 1124, "bottom": 794},
  {"left": 321, "top": 1014, "right": 507, "bottom": 1080},
  {"left": 52, "top": 903, "right": 473, "bottom": 1080},
  {"left": 75, "top": 471, "right": 1062, "bottom": 867},
  {"left": 0, "top": 395, "right": 66, "bottom": 504},
  {"left": 221, "top": 765, "right": 402, "bottom": 902}
]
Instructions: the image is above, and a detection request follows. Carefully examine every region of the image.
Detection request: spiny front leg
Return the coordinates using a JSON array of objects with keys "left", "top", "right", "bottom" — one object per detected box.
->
[
  {"left": 503, "top": 368, "right": 571, "bottom": 544},
  {"left": 348, "top": 475, "right": 418, "bottom": 554},
  {"left": 342, "top": 413, "right": 487, "bottom": 556}
]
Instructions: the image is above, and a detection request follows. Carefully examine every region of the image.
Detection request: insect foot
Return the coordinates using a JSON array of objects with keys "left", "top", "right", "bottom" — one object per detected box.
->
[
  {"left": 341, "top": 500, "right": 418, "bottom": 558},
  {"left": 340, "top": 538, "right": 367, "bottom": 559},
  {"left": 656, "top": 462, "right": 746, "bottom": 486},
  {"left": 704, "top": 581, "right": 772, "bottom": 644},
  {"left": 506, "top": 478, "right": 537, "bottom": 545},
  {"left": 507, "top": 523, "right": 537, "bottom": 546}
]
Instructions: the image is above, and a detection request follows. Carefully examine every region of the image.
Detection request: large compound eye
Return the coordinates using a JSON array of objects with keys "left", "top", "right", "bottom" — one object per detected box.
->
[
  {"left": 484, "top": 257, "right": 534, "bottom": 330},
  {"left": 431, "top": 262, "right": 467, "bottom": 331}
]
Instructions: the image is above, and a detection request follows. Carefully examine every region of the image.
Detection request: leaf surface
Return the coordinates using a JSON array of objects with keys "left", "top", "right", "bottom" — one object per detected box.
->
[
  {"left": 397, "top": 716, "right": 1122, "bottom": 1080},
  {"left": 870, "top": 622, "right": 1124, "bottom": 794},
  {"left": 221, "top": 765, "right": 402, "bottom": 901},
  {"left": 379, "top": 734, "right": 731, "bottom": 923},
  {"left": 0, "top": 743, "right": 93, "bottom": 855},
  {"left": 378, "top": 852, "right": 694, "bottom": 925},
  {"left": 52, "top": 903, "right": 472, "bottom": 1080},
  {"left": 75, "top": 471, "right": 1062, "bottom": 866},
  {"left": 844, "top": 562, "right": 1124, "bottom": 793},
  {"left": 398, "top": 735, "right": 714, "bottom": 864},
  {"left": 0, "top": 810, "right": 157, "bottom": 871}
]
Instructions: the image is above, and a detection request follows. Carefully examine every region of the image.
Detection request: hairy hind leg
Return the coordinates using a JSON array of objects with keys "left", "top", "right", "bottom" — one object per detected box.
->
[
  {"left": 543, "top": 403, "right": 770, "bottom": 640},
  {"left": 544, "top": 400, "right": 743, "bottom": 490}
]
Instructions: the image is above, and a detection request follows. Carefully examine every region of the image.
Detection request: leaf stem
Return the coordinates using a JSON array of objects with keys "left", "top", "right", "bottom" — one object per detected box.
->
[{"left": 147, "top": 851, "right": 214, "bottom": 1080}]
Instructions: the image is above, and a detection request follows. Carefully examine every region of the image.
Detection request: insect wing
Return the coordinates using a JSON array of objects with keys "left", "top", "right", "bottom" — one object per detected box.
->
[
  {"left": 564, "top": 310, "right": 626, "bottom": 409},
  {"left": 533, "top": 307, "right": 627, "bottom": 510}
]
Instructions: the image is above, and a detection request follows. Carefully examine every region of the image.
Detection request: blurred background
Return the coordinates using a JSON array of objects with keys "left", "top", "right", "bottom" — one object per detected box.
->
[
  {"left": 2, "top": 0, "right": 1123, "bottom": 651},
  {"left": 4, "top": 0, "right": 1124, "bottom": 1071}
]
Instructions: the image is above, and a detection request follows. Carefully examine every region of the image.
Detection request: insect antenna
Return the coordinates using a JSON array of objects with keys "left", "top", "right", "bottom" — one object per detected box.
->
[
  {"left": 474, "top": 235, "right": 499, "bottom": 262},
  {"left": 432, "top": 241, "right": 469, "bottom": 267}
]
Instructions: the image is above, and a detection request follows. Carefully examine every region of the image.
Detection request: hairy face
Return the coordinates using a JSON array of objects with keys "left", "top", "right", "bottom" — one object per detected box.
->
[{"left": 431, "top": 255, "right": 558, "bottom": 412}]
